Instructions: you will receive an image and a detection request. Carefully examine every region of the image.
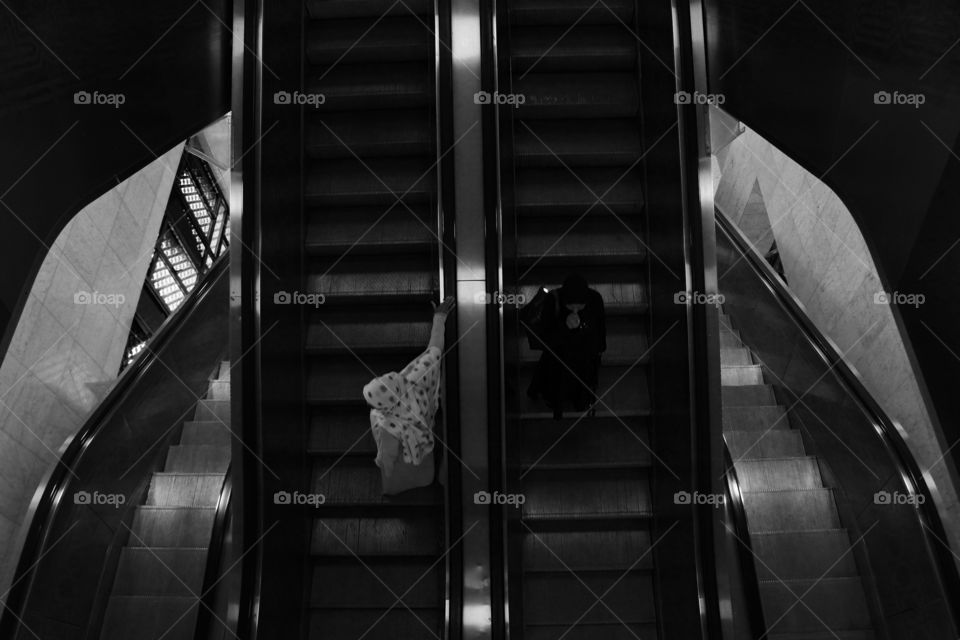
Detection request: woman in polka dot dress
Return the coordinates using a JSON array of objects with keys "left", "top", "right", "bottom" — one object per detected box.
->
[{"left": 362, "top": 296, "right": 455, "bottom": 495}]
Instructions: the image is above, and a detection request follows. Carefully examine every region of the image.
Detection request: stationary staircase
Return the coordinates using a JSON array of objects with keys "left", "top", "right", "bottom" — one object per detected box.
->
[
  {"left": 100, "top": 361, "right": 231, "bottom": 640},
  {"left": 720, "top": 312, "right": 876, "bottom": 639},
  {"left": 299, "top": 0, "right": 446, "bottom": 637},
  {"left": 502, "top": 0, "right": 661, "bottom": 637}
]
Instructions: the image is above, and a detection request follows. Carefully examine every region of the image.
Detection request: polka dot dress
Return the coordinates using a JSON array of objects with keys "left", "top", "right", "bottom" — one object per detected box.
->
[{"left": 363, "top": 346, "right": 441, "bottom": 467}]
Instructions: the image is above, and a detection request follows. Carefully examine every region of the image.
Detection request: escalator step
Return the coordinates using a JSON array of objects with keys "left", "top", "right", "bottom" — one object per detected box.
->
[
  {"left": 519, "top": 416, "right": 650, "bottom": 469},
  {"left": 517, "top": 215, "right": 646, "bottom": 265},
  {"left": 311, "top": 515, "right": 443, "bottom": 556},
  {"left": 146, "top": 473, "right": 223, "bottom": 507},
  {"left": 100, "top": 596, "right": 198, "bottom": 640},
  {"left": 517, "top": 364, "right": 650, "bottom": 416},
  {"left": 306, "top": 258, "right": 434, "bottom": 305},
  {"left": 180, "top": 421, "right": 231, "bottom": 446},
  {"left": 305, "top": 206, "right": 435, "bottom": 255},
  {"left": 724, "top": 429, "right": 805, "bottom": 459},
  {"left": 522, "top": 529, "right": 652, "bottom": 571},
  {"left": 742, "top": 489, "right": 841, "bottom": 531},
  {"left": 734, "top": 457, "right": 823, "bottom": 492},
  {"left": 522, "top": 468, "right": 652, "bottom": 520},
  {"left": 511, "top": 25, "right": 636, "bottom": 73},
  {"left": 307, "top": 354, "right": 438, "bottom": 404},
  {"left": 515, "top": 281, "right": 647, "bottom": 315},
  {"left": 721, "top": 384, "right": 777, "bottom": 407},
  {"left": 306, "top": 0, "right": 434, "bottom": 20},
  {"left": 751, "top": 529, "right": 858, "bottom": 581},
  {"left": 309, "top": 409, "right": 377, "bottom": 455},
  {"left": 515, "top": 167, "right": 643, "bottom": 216},
  {"left": 306, "top": 17, "right": 432, "bottom": 65},
  {"left": 509, "top": 0, "right": 635, "bottom": 25},
  {"left": 519, "top": 316, "right": 647, "bottom": 364},
  {"left": 306, "top": 110, "right": 433, "bottom": 159},
  {"left": 312, "top": 459, "right": 440, "bottom": 506},
  {"left": 513, "top": 73, "right": 639, "bottom": 119},
  {"left": 721, "top": 363, "right": 764, "bottom": 385},
  {"left": 759, "top": 577, "right": 872, "bottom": 634},
  {"left": 164, "top": 445, "right": 230, "bottom": 473},
  {"left": 310, "top": 557, "right": 441, "bottom": 607},
  {"left": 524, "top": 625, "right": 659, "bottom": 640},
  {"left": 129, "top": 507, "right": 215, "bottom": 547},
  {"left": 523, "top": 571, "right": 656, "bottom": 625},
  {"left": 307, "top": 608, "right": 441, "bottom": 640},
  {"left": 111, "top": 548, "right": 206, "bottom": 596},
  {"left": 306, "top": 63, "right": 432, "bottom": 110},
  {"left": 306, "top": 311, "right": 431, "bottom": 354},
  {"left": 515, "top": 119, "right": 642, "bottom": 167},
  {"left": 722, "top": 405, "right": 790, "bottom": 431},
  {"left": 305, "top": 157, "right": 434, "bottom": 206}
]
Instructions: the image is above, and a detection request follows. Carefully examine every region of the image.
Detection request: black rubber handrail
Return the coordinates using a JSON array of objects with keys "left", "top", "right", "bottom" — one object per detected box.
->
[
  {"left": 196, "top": 462, "right": 234, "bottom": 640},
  {"left": 0, "top": 254, "right": 229, "bottom": 638},
  {"left": 715, "top": 207, "right": 960, "bottom": 630},
  {"left": 721, "top": 444, "right": 768, "bottom": 639}
]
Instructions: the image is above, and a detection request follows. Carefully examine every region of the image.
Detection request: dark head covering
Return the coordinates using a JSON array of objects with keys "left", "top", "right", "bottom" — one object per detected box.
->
[{"left": 560, "top": 273, "right": 589, "bottom": 305}]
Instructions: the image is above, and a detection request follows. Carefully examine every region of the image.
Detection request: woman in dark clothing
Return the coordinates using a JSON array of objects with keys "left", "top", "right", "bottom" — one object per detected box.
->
[{"left": 527, "top": 274, "right": 606, "bottom": 420}]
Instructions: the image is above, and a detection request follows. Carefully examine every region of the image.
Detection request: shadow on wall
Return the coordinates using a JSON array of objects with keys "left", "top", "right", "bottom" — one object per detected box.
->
[
  {"left": 709, "top": 106, "right": 960, "bottom": 561},
  {"left": 0, "top": 142, "right": 185, "bottom": 602}
]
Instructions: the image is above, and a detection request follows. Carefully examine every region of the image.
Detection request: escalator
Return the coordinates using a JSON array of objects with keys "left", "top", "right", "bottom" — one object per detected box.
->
[
  {"left": 496, "top": 1, "right": 663, "bottom": 637},
  {"left": 262, "top": 0, "right": 449, "bottom": 637}
]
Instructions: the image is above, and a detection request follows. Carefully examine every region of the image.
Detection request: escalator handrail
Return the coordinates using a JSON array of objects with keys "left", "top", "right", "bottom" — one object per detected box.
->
[
  {"left": 715, "top": 207, "right": 960, "bottom": 626},
  {"left": 0, "top": 254, "right": 229, "bottom": 635},
  {"left": 196, "top": 462, "right": 234, "bottom": 640},
  {"left": 721, "top": 443, "right": 768, "bottom": 638}
]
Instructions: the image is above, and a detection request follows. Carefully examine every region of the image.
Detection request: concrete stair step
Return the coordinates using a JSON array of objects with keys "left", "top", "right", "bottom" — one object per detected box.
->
[
  {"left": 207, "top": 379, "right": 230, "bottom": 400},
  {"left": 734, "top": 457, "right": 823, "bottom": 492},
  {"left": 146, "top": 473, "right": 223, "bottom": 507},
  {"left": 164, "top": 445, "right": 230, "bottom": 473}
]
